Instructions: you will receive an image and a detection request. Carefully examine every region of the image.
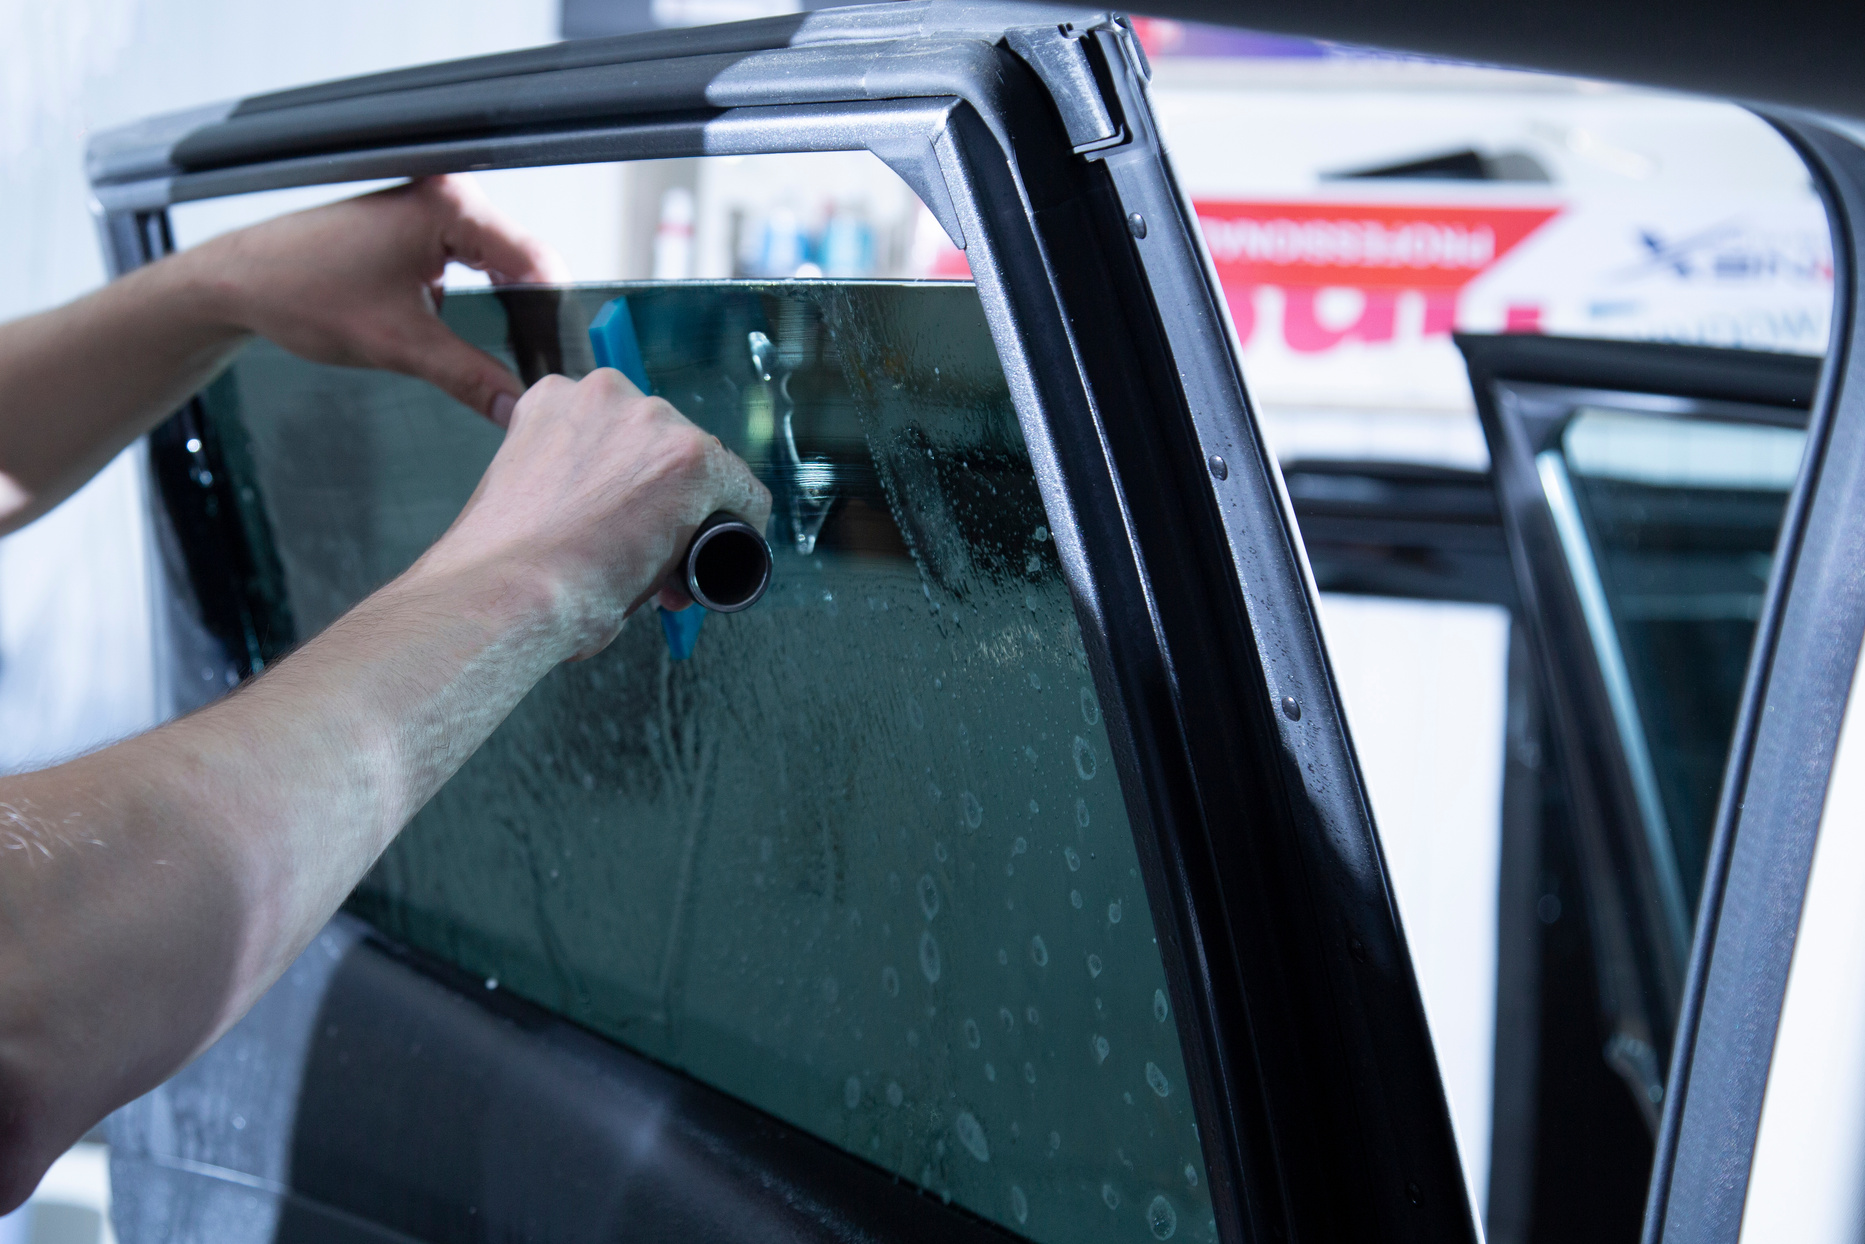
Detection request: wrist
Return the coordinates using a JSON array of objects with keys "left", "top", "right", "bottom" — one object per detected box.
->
[
  {"left": 147, "top": 237, "right": 256, "bottom": 341},
  {"left": 396, "top": 541, "right": 592, "bottom": 667}
]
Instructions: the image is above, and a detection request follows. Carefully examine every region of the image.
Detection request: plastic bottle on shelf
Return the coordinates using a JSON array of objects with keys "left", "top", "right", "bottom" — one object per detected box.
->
[
  {"left": 822, "top": 199, "right": 876, "bottom": 277},
  {"left": 756, "top": 203, "right": 811, "bottom": 277}
]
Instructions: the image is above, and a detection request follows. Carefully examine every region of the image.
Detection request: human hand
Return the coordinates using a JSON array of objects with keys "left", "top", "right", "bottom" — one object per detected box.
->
[
  {"left": 184, "top": 175, "right": 565, "bottom": 424},
  {"left": 419, "top": 368, "right": 773, "bottom": 660}
]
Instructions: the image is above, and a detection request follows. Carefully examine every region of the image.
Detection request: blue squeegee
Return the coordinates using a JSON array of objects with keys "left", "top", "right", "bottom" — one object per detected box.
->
[
  {"left": 588, "top": 296, "right": 705, "bottom": 661},
  {"left": 588, "top": 297, "right": 653, "bottom": 394}
]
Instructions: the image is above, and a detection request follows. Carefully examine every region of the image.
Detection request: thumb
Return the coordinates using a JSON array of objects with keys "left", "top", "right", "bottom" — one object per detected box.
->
[{"left": 382, "top": 316, "right": 524, "bottom": 425}]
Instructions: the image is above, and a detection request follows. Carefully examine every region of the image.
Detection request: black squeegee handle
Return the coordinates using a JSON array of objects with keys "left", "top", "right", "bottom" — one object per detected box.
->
[{"left": 683, "top": 512, "right": 773, "bottom": 612}]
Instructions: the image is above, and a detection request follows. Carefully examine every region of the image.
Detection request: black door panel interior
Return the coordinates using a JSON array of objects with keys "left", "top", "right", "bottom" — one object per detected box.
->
[{"left": 111, "top": 915, "right": 1018, "bottom": 1244}]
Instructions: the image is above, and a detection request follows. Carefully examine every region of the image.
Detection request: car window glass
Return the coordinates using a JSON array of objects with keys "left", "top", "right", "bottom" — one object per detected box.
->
[
  {"left": 1554, "top": 405, "right": 1806, "bottom": 908},
  {"left": 176, "top": 153, "right": 1216, "bottom": 1244}
]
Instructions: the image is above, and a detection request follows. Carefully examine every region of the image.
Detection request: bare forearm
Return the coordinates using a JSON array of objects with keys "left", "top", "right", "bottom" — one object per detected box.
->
[
  {"left": 0, "top": 557, "right": 565, "bottom": 1196},
  {"left": 0, "top": 324, "right": 765, "bottom": 1204},
  {"left": 155, "top": 558, "right": 565, "bottom": 991},
  {"left": 0, "top": 252, "right": 245, "bottom": 532}
]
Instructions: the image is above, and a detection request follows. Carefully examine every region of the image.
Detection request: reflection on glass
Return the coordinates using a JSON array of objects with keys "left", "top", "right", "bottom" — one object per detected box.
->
[
  {"left": 1559, "top": 407, "right": 1805, "bottom": 910},
  {"left": 199, "top": 282, "right": 1215, "bottom": 1244}
]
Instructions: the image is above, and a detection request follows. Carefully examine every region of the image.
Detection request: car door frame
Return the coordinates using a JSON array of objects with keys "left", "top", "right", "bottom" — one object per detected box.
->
[
  {"left": 1458, "top": 332, "right": 1820, "bottom": 1132},
  {"left": 1638, "top": 114, "right": 1865, "bottom": 1244},
  {"left": 88, "top": 5, "right": 1474, "bottom": 1242}
]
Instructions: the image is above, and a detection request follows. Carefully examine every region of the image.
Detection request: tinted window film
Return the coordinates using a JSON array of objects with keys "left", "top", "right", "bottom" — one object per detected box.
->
[
  {"left": 1551, "top": 407, "right": 1805, "bottom": 911},
  {"left": 201, "top": 281, "right": 1216, "bottom": 1243}
]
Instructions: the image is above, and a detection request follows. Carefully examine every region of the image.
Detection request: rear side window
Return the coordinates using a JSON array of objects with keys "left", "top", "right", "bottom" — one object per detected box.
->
[{"left": 196, "top": 270, "right": 1215, "bottom": 1243}]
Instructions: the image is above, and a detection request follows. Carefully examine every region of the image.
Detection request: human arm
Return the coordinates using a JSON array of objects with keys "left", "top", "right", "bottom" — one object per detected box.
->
[
  {"left": 0, "top": 175, "right": 563, "bottom": 534},
  {"left": 0, "top": 367, "right": 770, "bottom": 1208}
]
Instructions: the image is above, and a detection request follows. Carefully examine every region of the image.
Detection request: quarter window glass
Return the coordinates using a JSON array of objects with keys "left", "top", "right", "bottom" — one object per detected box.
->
[
  {"left": 1555, "top": 406, "right": 1806, "bottom": 907},
  {"left": 197, "top": 265, "right": 1215, "bottom": 1242}
]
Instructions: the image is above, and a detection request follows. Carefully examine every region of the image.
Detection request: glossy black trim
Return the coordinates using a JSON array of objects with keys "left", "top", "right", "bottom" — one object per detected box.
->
[
  {"left": 98, "top": 212, "right": 279, "bottom": 692},
  {"left": 1061, "top": 26, "right": 1472, "bottom": 1239},
  {"left": 93, "top": 10, "right": 1473, "bottom": 1242},
  {"left": 1458, "top": 335, "right": 1817, "bottom": 414},
  {"left": 1644, "top": 116, "right": 1865, "bottom": 1244}
]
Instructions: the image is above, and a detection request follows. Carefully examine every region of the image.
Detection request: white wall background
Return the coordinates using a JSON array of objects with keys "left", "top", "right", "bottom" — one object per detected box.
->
[{"left": 1319, "top": 593, "right": 1511, "bottom": 1213}]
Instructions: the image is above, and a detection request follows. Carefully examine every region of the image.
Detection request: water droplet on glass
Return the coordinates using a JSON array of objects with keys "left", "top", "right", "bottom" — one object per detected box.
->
[
  {"left": 1076, "top": 799, "right": 1091, "bottom": 828},
  {"left": 887, "top": 1081, "right": 904, "bottom": 1107},
  {"left": 1000, "top": 1006, "right": 1017, "bottom": 1033},
  {"left": 1088, "top": 954, "right": 1104, "bottom": 978},
  {"left": 485, "top": 978, "right": 499, "bottom": 991},
  {"left": 1148, "top": 1194, "right": 1178, "bottom": 1239},
  {"left": 1071, "top": 889, "right": 1083, "bottom": 908},
  {"left": 1080, "top": 686, "right": 1101, "bottom": 725},
  {"left": 985, "top": 1062, "right": 996, "bottom": 1081},
  {"left": 845, "top": 1076, "right": 862, "bottom": 1109},
  {"left": 1027, "top": 799, "right": 1040, "bottom": 814},
  {"left": 1146, "top": 1061, "right": 1171, "bottom": 1097},
  {"left": 934, "top": 840, "right": 948, "bottom": 862},
  {"left": 1073, "top": 737, "right": 1098, "bottom": 781},
  {"left": 1012, "top": 836, "right": 1029, "bottom": 856},
  {"left": 964, "top": 1018, "right": 982, "bottom": 1049},
  {"left": 1024, "top": 1061, "right": 1037, "bottom": 1084},
  {"left": 1154, "top": 989, "right": 1170, "bottom": 1022},
  {"left": 1108, "top": 900, "right": 1123, "bottom": 924},
  {"left": 1030, "top": 935, "right": 1050, "bottom": 967},
  {"left": 955, "top": 1110, "right": 991, "bottom": 1162},
  {"left": 1093, "top": 1034, "right": 1111, "bottom": 1064},
  {"left": 1049, "top": 1130, "right": 1062, "bottom": 1150},
  {"left": 1065, "top": 846, "right": 1081, "bottom": 871},
  {"left": 1026, "top": 1006, "right": 1040, "bottom": 1025},
  {"left": 1029, "top": 672, "right": 1042, "bottom": 690},
  {"left": 1026, "top": 594, "right": 1039, "bottom": 612},
  {"left": 919, "top": 931, "right": 942, "bottom": 983},
  {"left": 918, "top": 875, "right": 941, "bottom": 921},
  {"left": 1184, "top": 1163, "right": 1198, "bottom": 1187},
  {"left": 1102, "top": 1182, "right": 1121, "bottom": 1210},
  {"left": 883, "top": 966, "right": 900, "bottom": 997},
  {"left": 962, "top": 791, "right": 984, "bottom": 830},
  {"left": 1035, "top": 525, "right": 1049, "bottom": 542},
  {"left": 1011, "top": 1185, "right": 1029, "bottom": 1224},
  {"left": 997, "top": 948, "right": 1010, "bottom": 966}
]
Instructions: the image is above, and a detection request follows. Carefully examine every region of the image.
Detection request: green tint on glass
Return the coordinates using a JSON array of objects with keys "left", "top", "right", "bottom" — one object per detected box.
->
[
  {"left": 1559, "top": 407, "right": 1806, "bottom": 911},
  {"left": 201, "top": 282, "right": 1216, "bottom": 1244}
]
